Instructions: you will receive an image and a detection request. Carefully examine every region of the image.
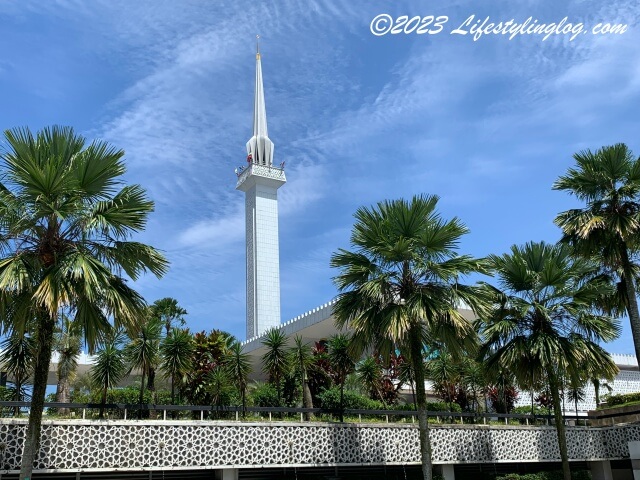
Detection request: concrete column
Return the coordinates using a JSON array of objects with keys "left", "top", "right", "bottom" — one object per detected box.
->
[
  {"left": 220, "top": 468, "right": 238, "bottom": 480},
  {"left": 442, "top": 464, "right": 455, "bottom": 480},
  {"left": 589, "top": 460, "right": 613, "bottom": 480},
  {"left": 629, "top": 441, "right": 640, "bottom": 480}
]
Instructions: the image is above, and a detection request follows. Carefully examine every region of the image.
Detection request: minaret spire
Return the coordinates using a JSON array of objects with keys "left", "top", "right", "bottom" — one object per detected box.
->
[
  {"left": 246, "top": 35, "right": 274, "bottom": 166},
  {"left": 236, "top": 41, "right": 286, "bottom": 340}
]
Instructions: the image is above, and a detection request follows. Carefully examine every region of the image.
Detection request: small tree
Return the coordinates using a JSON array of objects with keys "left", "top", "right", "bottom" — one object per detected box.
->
[
  {"left": 357, "top": 356, "right": 385, "bottom": 404},
  {"left": 261, "top": 328, "right": 290, "bottom": 405},
  {"left": 288, "top": 335, "right": 314, "bottom": 418},
  {"left": 226, "top": 341, "right": 251, "bottom": 415},
  {"left": 151, "top": 297, "right": 187, "bottom": 337},
  {"left": 125, "top": 313, "right": 162, "bottom": 418},
  {"left": 91, "top": 334, "right": 127, "bottom": 419},
  {"left": 159, "top": 328, "right": 194, "bottom": 407},
  {"left": 54, "top": 314, "right": 81, "bottom": 416},
  {"left": 327, "top": 333, "right": 355, "bottom": 422},
  {"left": 0, "top": 330, "right": 35, "bottom": 416}
]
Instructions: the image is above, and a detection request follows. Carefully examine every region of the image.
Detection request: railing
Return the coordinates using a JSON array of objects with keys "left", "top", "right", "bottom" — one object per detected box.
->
[{"left": 0, "top": 401, "right": 587, "bottom": 426}]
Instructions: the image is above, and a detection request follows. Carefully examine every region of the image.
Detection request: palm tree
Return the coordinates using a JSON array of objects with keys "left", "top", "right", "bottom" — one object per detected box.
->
[
  {"left": 261, "top": 328, "right": 289, "bottom": 406},
  {"left": 151, "top": 297, "right": 187, "bottom": 336},
  {"left": 460, "top": 358, "right": 486, "bottom": 414},
  {"left": 591, "top": 377, "right": 613, "bottom": 407},
  {"left": 356, "top": 356, "right": 385, "bottom": 404},
  {"left": 426, "top": 348, "right": 459, "bottom": 410},
  {"left": 0, "top": 330, "right": 36, "bottom": 416},
  {"left": 288, "top": 335, "right": 314, "bottom": 418},
  {"left": 567, "top": 382, "right": 586, "bottom": 416},
  {"left": 125, "top": 313, "right": 162, "bottom": 418},
  {"left": 398, "top": 357, "right": 417, "bottom": 410},
  {"left": 54, "top": 314, "right": 82, "bottom": 416},
  {"left": 90, "top": 333, "right": 127, "bottom": 419},
  {"left": 327, "top": 333, "right": 355, "bottom": 422},
  {"left": 554, "top": 144, "right": 640, "bottom": 363},
  {"left": 226, "top": 341, "right": 251, "bottom": 416},
  {"left": 478, "top": 241, "right": 620, "bottom": 480},
  {"left": 159, "top": 328, "right": 194, "bottom": 407},
  {"left": 0, "top": 126, "right": 168, "bottom": 479},
  {"left": 330, "top": 195, "right": 487, "bottom": 480},
  {"left": 206, "top": 366, "right": 235, "bottom": 416}
]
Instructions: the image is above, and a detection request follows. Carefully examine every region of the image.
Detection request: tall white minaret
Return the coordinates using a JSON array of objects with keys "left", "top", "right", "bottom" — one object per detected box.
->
[{"left": 236, "top": 40, "right": 286, "bottom": 339}]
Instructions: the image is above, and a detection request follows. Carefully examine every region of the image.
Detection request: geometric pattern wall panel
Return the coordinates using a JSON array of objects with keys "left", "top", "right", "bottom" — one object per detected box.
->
[{"left": 0, "top": 420, "right": 635, "bottom": 474}]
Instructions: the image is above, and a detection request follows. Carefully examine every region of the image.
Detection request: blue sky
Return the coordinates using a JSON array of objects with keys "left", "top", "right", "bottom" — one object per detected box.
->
[{"left": 0, "top": 0, "right": 638, "bottom": 353}]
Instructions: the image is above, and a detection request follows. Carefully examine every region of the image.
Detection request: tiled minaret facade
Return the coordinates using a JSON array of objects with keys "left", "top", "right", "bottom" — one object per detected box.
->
[{"left": 236, "top": 45, "right": 286, "bottom": 339}]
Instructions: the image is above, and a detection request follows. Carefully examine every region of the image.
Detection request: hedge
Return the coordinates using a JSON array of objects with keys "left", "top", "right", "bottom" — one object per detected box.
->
[
  {"left": 496, "top": 470, "right": 590, "bottom": 480},
  {"left": 604, "top": 391, "right": 640, "bottom": 407}
]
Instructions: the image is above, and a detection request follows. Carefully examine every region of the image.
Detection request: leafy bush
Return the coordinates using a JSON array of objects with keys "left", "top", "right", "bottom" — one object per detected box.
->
[
  {"left": 394, "top": 401, "right": 462, "bottom": 412},
  {"left": 316, "top": 387, "right": 385, "bottom": 411},
  {"left": 604, "top": 392, "right": 640, "bottom": 407},
  {"left": 513, "top": 405, "right": 548, "bottom": 416},
  {"left": 250, "top": 383, "right": 282, "bottom": 407},
  {"left": 496, "top": 470, "right": 590, "bottom": 480}
]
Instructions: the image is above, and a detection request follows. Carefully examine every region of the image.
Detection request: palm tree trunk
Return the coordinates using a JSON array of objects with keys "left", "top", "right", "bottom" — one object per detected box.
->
[
  {"left": 410, "top": 330, "right": 432, "bottom": 480},
  {"left": 99, "top": 387, "right": 108, "bottom": 419},
  {"left": 302, "top": 369, "right": 314, "bottom": 421},
  {"left": 170, "top": 374, "right": 176, "bottom": 419},
  {"left": 241, "top": 384, "right": 247, "bottom": 419},
  {"left": 56, "top": 375, "right": 70, "bottom": 416},
  {"left": 621, "top": 247, "right": 640, "bottom": 365},
  {"left": 138, "top": 370, "right": 146, "bottom": 420},
  {"left": 147, "top": 366, "right": 156, "bottom": 418},
  {"left": 19, "top": 314, "right": 55, "bottom": 480},
  {"left": 548, "top": 368, "right": 571, "bottom": 480},
  {"left": 411, "top": 372, "right": 417, "bottom": 411},
  {"left": 13, "top": 379, "right": 23, "bottom": 417},
  {"left": 339, "top": 380, "right": 345, "bottom": 422}
]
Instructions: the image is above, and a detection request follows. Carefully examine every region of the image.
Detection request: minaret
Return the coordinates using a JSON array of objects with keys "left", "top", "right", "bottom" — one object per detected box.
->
[{"left": 236, "top": 40, "right": 286, "bottom": 339}]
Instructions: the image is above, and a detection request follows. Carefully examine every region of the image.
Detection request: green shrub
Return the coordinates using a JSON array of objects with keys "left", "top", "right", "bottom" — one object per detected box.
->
[
  {"left": 513, "top": 405, "right": 548, "bottom": 416},
  {"left": 316, "top": 387, "right": 385, "bottom": 411},
  {"left": 604, "top": 392, "right": 640, "bottom": 407},
  {"left": 395, "top": 401, "right": 462, "bottom": 413},
  {"left": 250, "top": 383, "right": 282, "bottom": 407},
  {"left": 496, "top": 470, "right": 590, "bottom": 480}
]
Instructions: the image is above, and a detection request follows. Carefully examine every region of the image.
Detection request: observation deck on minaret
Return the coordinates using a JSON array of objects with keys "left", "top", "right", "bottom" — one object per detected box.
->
[{"left": 236, "top": 41, "right": 286, "bottom": 339}]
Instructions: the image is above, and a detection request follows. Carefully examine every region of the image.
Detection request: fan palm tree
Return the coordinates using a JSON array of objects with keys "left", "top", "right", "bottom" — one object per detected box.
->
[
  {"left": 288, "top": 335, "right": 314, "bottom": 418},
  {"left": 327, "top": 333, "right": 355, "bottom": 422},
  {"left": 261, "top": 328, "right": 289, "bottom": 405},
  {"left": 0, "top": 126, "right": 167, "bottom": 479},
  {"left": 0, "top": 330, "right": 36, "bottom": 416},
  {"left": 160, "top": 328, "right": 194, "bottom": 407},
  {"left": 331, "top": 195, "right": 487, "bottom": 480},
  {"left": 226, "top": 341, "right": 251, "bottom": 415},
  {"left": 125, "top": 313, "right": 162, "bottom": 418},
  {"left": 478, "top": 241, "right": 620, "bottom": 480},
  {"left": 554, "top": 144, "right": 640, "bottom": 363},
  {"left": 54, "top": 314, "right": 82, "bottom": 416},
  {"left": 151, "top": 297, "right": 187, "bottom": 336},
  {"left": 90, "top": 333, "right": 127, "bottom": 419}
]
